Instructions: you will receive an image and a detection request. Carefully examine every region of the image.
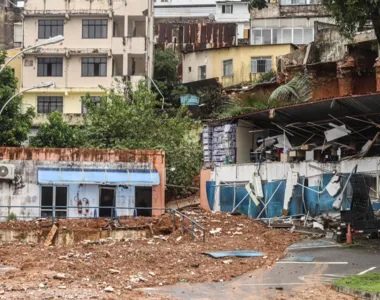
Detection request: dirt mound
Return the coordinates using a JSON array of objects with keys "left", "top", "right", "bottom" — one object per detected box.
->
[{"left": 0, "top": 208, "right": 299, "bottom": 299}]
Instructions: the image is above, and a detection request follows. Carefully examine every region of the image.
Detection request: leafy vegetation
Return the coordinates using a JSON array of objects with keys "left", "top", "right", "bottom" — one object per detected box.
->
[
  {"left": 219, "top": 73, "right": 312, "bottom": 118},
  {"left": 321, "top": 0, "right": 380, "bottom": 44},
  {"left": 219, "top": 91, "right": 271, "bottom": 118},
  {"left": 154, "top": 48, "right": 188, "bottom": 106},
  {"left": 253, "top": 70, "right": 277, "bottom": 85},
  {"left": 30, "top": 111, "right": 84, "bottom": 148},
  {"left": 0, "top": 51, "right": 35, "bottom": 146},
  {"left": 82, "top": 82, "right": 203, "bottom": 190},
  {"left": 334, "top": 273, "right": 380, "bottom": 293},
  {"left": 7, "top": 212, "right": 17, "bottom": 222},
  {"left": 268, "top": 74, "right": 312, "bottom": 106}
]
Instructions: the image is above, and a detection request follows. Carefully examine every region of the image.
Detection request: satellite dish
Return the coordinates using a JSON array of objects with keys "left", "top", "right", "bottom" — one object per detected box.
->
[{"left": 208, "top": 14, "right": 215, "bottom": 21}]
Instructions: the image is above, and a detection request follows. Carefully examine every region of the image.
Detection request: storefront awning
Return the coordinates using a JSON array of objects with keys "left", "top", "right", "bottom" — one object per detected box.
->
[{"left": 38, "top": 168, "right": 160, "bottom": 186}]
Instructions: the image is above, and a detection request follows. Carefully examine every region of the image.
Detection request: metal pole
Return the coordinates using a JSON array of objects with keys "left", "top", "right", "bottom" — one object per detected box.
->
[
  {"left": 52, "top": 206, "right": 55, "bottom": 225},
  {"left": 146, "top": 75, "right": 165, "bottom": 109},
  {"left": 0, "top": 36, "right": 64, "bottom": 74},
  {"left": 181, "top": 216, "right": 184, "bottom": 235},
  {"left": 172, "top": 210, "right": 176, "bottom": 231},
  {"left": 231, "top": 192, "right": 250, "bottom": 213},
  {"left": 256, "top": 181, "right": 283, "bottom": 219},
  {"left": 0, "top": 85, "right": 54, "bottom": 116}
]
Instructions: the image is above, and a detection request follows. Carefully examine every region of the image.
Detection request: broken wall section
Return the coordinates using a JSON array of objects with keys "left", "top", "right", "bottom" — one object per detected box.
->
[{"left": 279, "top": 22, "right": 378, "bottom": 99}]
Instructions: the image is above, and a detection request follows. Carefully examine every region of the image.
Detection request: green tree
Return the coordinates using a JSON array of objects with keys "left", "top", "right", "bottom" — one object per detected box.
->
[
  {"left": 154, "top": 48, "right": 187, "bottom": 106},
  {"left": 320, "top": 0, "right": 380, "bottom": 43},
  {"left": 249, "top": 0, "right": 380, "bottom": 44},
  {"left": 83, "top": 82, "right": 202, "bottom": 189},
  {"left": 0, "top": 51, "right": 35, "bottom": 146},
  {"left": 219, "top": 74, "right": 312, "bottom": 118},
  {"left": 30, "top": 111, "right": 84, "bottom": 148},
  {"left": 268, "top": 74, "right": 312, "bottom": 106},
  {"left": 154, "top": 48, "right": 179, "bottom": 82}
]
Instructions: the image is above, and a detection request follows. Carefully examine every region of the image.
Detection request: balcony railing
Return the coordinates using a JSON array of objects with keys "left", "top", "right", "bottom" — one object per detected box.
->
[{"left": 280, "top": 0, "right": 321, "bottom": 5}]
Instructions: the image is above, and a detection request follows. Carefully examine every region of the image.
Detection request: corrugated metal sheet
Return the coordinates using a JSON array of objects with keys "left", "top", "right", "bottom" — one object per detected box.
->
[
  {"left": 208, "top": 93, "right": 380, "bottom": 128},
  {"left": 157, "top": 23, "right": 237, "bottom": 51}
]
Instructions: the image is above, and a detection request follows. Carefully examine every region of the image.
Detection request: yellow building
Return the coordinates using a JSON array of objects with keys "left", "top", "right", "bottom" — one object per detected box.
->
[
  {"left": 181, "top": 44, "right": 297, "bottom": 87},
  {"left": 6, "top": 48, "right": 22, "bottom": 90}
]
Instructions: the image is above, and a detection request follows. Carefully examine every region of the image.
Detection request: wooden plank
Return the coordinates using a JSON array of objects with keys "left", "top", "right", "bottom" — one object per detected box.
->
[{"left": 44, "top": 224, "right": 58, "bottom": 247}]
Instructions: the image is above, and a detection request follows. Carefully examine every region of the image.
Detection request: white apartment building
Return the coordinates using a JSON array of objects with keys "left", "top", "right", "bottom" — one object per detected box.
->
[
  {"left": 251, "top": 0, "right": 331, "bottom": 46},
  {"left": 154, "top": 0, "right": 217, "bottom": 19},
  {"left": 154, "top": 0, "right": 249, "bottom": 41},
  {"left": 215, "top": 1, "right": 250, "bottom": 41},
  {"left": 21, "top": 0, "right": 154, "bottom": 127}
]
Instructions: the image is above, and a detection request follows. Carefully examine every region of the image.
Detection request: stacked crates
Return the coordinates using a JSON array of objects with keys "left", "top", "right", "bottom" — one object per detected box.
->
[{"left": 203, "top": 124, "right": 237, "bottom": 167}]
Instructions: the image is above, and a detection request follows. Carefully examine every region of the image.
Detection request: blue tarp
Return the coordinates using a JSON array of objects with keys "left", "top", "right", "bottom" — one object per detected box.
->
[
  {"left": 38, "top": 168, "right": 160, "bottom": 186},
  {"left": 217, "top": 173, "right": 353, "bottom": 218},
  {"left": 205, "top": 251, "right": 264, "bottom": 258}
]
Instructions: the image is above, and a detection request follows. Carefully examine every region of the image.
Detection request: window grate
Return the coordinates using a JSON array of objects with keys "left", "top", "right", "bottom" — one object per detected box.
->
[
  {"left": 82, "top": 57, "right": 107, "bottom": 77},
  {"left": 37, "top": 96, "right": 63, "bottom": 114},
  {"left": 37, "top": 57, "right": 63, "bottom": 77},
  {"left": 38, "top": 20, "right": 64, "bottom": 39},
  {"left": 251, "top": 57, "right": 272, "bottom": 74},
  {"left": 82, "top": 20, "right": 108, "bottom": 39}
]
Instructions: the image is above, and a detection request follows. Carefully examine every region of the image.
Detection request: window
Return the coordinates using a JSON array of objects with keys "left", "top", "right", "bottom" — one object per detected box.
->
[
  {"left": 37, "top": 96, "right": 63, "bottom": 114},
  {"left": 38, "top": 20, "right": 64, "bottom": 39},
  {"left": 293, "top": 28, "right": 303, "bottom": 44},
  {"left": 41, "top": 186, "right": 68, "bottom": 218},
  {"left": 13, "top": 23, "right": 23, "bottom": 43},
  {"left": 37, "top": 57, "right": 63, "bottom": 77},
  {"left": 223, "top": 59, "right": 233, "bottom": 77},
  {"left": 262, "top": 29, "right": 272, "bottom": 44},
  {"left": 222, "top": 4, "right": 233, "bottom": 14},
  {"left": 280, "top": 0, "right": 321, "bottom": 4},
  {"left": 251, "top": 57, "right": 272, "bottom": 74},
  {"left": 83, "top": 20, "right": 108, "bottom": 39},
  {"left": 82, "top": 96, "right": 102, "bottom": 114},
  {"left": 304, "top": 28, "right": 314, "bottom": 44},
  {"left": 252, "top": 28, "right": 314, "bottom": 45},
  {"left": 253, "top": 29, "right": 262, "bottom": 45},
  {"left": 82, "top": 57, "right": 107, "bottom": 77},
  {"left": 282, "top": 28, "right": 292, "bottom": 43},
  {"left": 199, "top": 65, "right": 206, "bottom": 80}
]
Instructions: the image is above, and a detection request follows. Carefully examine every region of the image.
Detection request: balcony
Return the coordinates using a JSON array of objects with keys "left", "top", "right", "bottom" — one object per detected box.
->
[
  {"left": 33, "top": 114, "right": 84, "bottom": 127},
  {"left": 111, "top": 37, "right": 146, "bottom": 55}
]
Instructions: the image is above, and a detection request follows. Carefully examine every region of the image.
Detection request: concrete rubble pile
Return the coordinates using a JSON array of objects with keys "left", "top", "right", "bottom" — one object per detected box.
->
[{"left": 261, "top": 212, "right": 341, "bottom": 239}]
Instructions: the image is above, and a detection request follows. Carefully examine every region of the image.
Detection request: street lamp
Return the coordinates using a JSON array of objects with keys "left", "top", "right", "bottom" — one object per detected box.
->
[
  {"left": 0, "top": 82, "right": 56, "bottom": 116},
  {"left": 0, "top": 35, "right": 64, "bottom": 74}
]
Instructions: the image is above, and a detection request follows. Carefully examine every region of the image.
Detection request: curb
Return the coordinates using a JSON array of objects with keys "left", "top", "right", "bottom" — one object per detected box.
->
[{"left": 334, "top": 284, "right": 380, "bottom": 300}]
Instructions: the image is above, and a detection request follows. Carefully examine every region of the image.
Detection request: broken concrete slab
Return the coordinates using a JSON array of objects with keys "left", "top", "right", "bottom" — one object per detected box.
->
[
  {"left": 204, "top": 251, "right": 264, "bottom": 258},
  {"left": 0, "top": 265, "right": 19, "bottom": 275}
]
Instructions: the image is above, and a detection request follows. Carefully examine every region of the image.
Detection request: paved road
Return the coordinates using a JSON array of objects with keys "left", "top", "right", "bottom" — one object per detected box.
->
[{"left": 144, "top": 240, "right": 380, "bottom": 300}]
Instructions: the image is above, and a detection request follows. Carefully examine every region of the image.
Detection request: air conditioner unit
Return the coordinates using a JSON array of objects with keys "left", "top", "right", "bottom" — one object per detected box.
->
[{"left": 0, "top": 164, "right": 15, "bottom": 180}]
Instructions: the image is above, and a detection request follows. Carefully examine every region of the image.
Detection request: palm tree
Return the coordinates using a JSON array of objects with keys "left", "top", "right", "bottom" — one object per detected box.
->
[{"left": 268, "top": 73, "right": 312, "bottom": 106}]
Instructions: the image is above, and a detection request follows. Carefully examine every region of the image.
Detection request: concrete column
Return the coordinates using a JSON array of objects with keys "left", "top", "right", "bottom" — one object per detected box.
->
[
  {"left": 152, "top": 151, "right": 166, "bottom": 216},
  {"left": 337, "top": 56, "right": 356, "bottom": 97},
  {"left": 200, "top": 169, "right": 211, "bottom": 211},
  {"left": 374, "top": 59, "right": 380, "bottom": 92}
]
